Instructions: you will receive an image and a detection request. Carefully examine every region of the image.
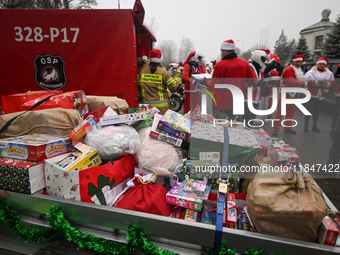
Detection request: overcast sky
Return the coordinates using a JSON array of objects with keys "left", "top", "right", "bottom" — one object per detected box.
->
[{"left": 96, "top": 0, "right": 340, "bottom": 63}]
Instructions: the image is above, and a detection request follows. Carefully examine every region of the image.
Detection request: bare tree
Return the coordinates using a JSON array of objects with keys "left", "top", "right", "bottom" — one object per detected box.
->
[
  {"left": 239, "top": 44, "right": 262, "bottom": 60},
  {"left": 178, "top": 37, "right": 195, "bottom": 62},
  {"left": 156, "top": 40, "right": 178, "bottom": 67},
  {"left": 145, "top": 16, "right": 158, "bottom": 35}
]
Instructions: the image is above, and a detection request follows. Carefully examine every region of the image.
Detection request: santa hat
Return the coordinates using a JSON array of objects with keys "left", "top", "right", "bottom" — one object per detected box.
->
[
  {"left": 141, "top": 51, "right": 147, "bottom": 60},
  {"left": 292, "top": 54, "right": 305, "bottom": 62},
  {"left": 257, "top": 49, "right": 271, "bottom": 59},
  {"left": 183, "top": 50, "right": 202, "bottom": 66},
  {"left": 221, "top": 40, "right": 236, "bottom": 50},
  {"left": 137, "top": 50, "right": 147, "bottom": 61},
  {"left": 270, "top": 54, "right": 280, "bottom": 63},
  {"left": 316, "top": 57, "right": 328, "bottom": 65},
  {"left": 147, "top": 49, "right": 163, "bottom": 63}
]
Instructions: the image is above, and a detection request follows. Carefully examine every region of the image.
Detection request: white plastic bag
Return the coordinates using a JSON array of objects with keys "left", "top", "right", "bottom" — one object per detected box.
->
[{"left": 85, "top": 124, "right": 140, "bottom": 160}]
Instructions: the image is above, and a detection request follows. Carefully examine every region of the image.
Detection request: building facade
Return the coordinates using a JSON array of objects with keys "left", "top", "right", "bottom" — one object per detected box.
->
[{"left": 300, "top": 9, "right": 334, "bottom": 61}]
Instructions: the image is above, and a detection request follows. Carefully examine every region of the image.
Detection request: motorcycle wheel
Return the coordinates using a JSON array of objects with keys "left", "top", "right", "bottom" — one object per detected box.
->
[{"left": 171, "top": 94, "right": 183, "bottom": 112}]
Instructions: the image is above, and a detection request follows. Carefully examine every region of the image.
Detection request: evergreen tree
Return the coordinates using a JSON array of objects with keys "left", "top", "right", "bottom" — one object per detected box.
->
[
  {"left": 273, "top": 30, "right": 291, "bottom": 65},
  {"left": 323, "top": 14, "right": 340, "bottom": 59},
  {"left": 290, "top": 37, "right": 311, "bottom": 60}
]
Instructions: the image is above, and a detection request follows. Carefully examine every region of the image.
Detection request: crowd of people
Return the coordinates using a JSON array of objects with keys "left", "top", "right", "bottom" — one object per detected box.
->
[{"left": 136, "top": 40, "right": 340, "bottom": 163}]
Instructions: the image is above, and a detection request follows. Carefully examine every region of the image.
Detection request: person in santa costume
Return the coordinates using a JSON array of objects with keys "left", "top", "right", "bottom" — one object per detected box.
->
[
  {"left": 247, "top": 50, "right": 267, "bottom": 124},
  {"left": 330, "top": 64, "right": 340, "bottom": 135},
  {"left": 212, "top": 39, "right": 257, "bottom": 120},
  {"left": 304, "top": 57, "right": 334, "bottom": 133},
  {"left": 267, "top": 54, "right": 280, "bottom": 118},
  {"left": 182, "top": 50, "right": 206, "bottom": 114},
  {"left": 272, "top": 54, "right": 307, "bottom": 136}
]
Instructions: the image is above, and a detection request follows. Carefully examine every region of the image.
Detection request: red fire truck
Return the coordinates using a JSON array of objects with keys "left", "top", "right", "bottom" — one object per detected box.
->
[{"left": 0, "top": 0, "right": 156, "bottom": 111}]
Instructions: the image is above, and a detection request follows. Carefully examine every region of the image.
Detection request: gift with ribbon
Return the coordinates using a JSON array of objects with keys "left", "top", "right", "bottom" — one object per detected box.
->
[
  {"left": 22, "top": 90, "right": 89, "bottom": 117},
  {"left": 0, "top": 90, "right": 62, "bottom": 114},
  {"left": 251, "top": 128, "right": 271, "bottom": 147},
  {"left": 114, "top": 173, "right": 173, "bottom": 216},
  {"left": 267, "top": 146, "right": 300, "bottom": 169}
]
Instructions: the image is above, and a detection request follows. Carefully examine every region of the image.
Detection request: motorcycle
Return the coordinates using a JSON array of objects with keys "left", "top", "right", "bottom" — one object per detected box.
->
[{"left": 171, "top": 83, "right": 184, "bottom": 112}]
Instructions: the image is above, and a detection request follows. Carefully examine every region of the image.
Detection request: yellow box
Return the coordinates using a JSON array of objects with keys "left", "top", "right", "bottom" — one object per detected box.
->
[{"left": 49, "top": 142, "right": 102, "bottom": 172}]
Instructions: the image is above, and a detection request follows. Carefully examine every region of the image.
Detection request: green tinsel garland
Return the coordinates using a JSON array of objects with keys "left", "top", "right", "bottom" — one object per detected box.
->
[{"left": 0, "top": 199, "right": 284, "bottom": 255}]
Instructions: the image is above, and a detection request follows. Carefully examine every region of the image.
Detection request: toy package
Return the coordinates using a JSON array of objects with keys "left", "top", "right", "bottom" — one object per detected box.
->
[{"left": 0, "top": 134, "right": 72, "bottom": 161}]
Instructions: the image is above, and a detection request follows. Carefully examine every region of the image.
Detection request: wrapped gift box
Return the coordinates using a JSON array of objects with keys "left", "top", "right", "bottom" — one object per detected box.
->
[
  {"left": 186, "top": 160, "right": 215, "bottom": 180},
  {"left": 22, "top": 90, "right": 89, "bottom": 117},
  {"left": 0, "top": 157, "right": 45, "bottom": 194},
  {"left": 317, "top": 216, "right": 339, "bottom": 246},
  {"left": 0, "top": 134, "right": 72, "bottom": 161},
  {"left": 189, "top": 122, "right": 260, "bottom": 166},
  {"left": 252, "top": 128, "right": 271, "bottom": 147},
  {"left": 0, "top": 90, "right": 62, "bottom": 114}
]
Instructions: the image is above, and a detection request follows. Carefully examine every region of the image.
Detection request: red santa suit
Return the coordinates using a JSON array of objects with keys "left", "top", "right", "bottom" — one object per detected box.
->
[
  {"left": 211, "top": 54, "right": 257, "bottom": 111},
  {"left": 183, "top": 51, "right": 206, "bottom": 114},
  {"left": 267, "top": 68, "right": 280, "bottom": 117},
  {"left": 273, "top": 64, "right": 306, "bottom": 131}
]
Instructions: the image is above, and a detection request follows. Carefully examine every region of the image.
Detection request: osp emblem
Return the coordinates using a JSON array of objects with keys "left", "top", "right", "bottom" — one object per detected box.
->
[{"left": 34, "top": 54, "right": 66, "bottom": 90}]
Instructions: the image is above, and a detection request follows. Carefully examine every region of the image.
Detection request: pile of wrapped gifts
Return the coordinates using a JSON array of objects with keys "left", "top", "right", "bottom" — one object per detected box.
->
[{"left": 0, "top": 90, "right": 336, "bottom": 247}]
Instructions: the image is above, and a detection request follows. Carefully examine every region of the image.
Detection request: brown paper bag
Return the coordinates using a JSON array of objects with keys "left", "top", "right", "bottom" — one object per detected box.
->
[
  {"left": 0, "top": 108, "right": 83, "bottom": 139},
  {"left": 87, "top": 96, "right": 129, "bottom": 114},
  {"left": 246, "top": 170, "right": 328, "bottom": 242},
  {"left": 240, "top": 156, "right": 277, "bottom": 194}
]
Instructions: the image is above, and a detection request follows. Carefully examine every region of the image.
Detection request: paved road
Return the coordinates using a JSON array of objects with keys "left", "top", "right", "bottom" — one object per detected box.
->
[{"left": 261, "top": 100, "right": 340, "bottom": 210}]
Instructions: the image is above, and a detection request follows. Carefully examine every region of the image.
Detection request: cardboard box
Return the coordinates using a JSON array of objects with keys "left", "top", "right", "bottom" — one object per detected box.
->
[
  {"left": 100, "top": 112, "right": 147, "bottom": 126},
  {"left": 149, "top": 113, "right": 182, "bottom": 147},
  {"left": 184, "top": 209, "right": 199, "bottom": 222},
  {"left": 169, "top": 207, "right": 186, "bottom": 219},
  {"left": 83, "top": 105, "right": 118, "bottom": 123},
  {"left": 201, "top": 201, "right": 226, "bottom": 226},
  {"left": 70, "top": 117, "right": 97, "bottom": 142},
  {"left": 46, "top": 143, "right": 101, "bottom": 172},
  {"left": 0, "top": 134, "right": 72, "bottom": 161},
  {"left": 328, "top": 212, "right": 340, "bottom": 247},
  {"left": 252, "top": 128, "right": 271, "bottom": 147},
  {"left": 156, "top": 120, "right": 190, "bottom": 141},
  {"left": 226, "top": 193, "right": 237, "bottom": 229},
  {"left": 317, "top": 216, "right": 339, "bottom": 246},
  {"left": 166, "top": 181, "right": 209, "bottom": 211},
  {"left": 0, "top": 157, "right": 45, "bottom": 194}
]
